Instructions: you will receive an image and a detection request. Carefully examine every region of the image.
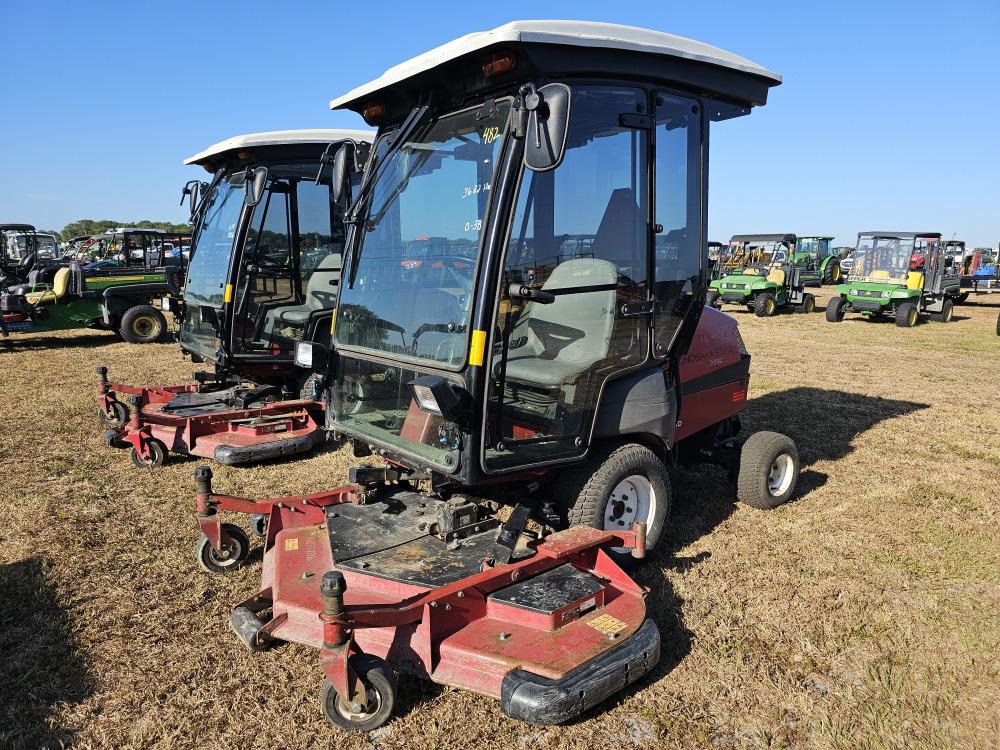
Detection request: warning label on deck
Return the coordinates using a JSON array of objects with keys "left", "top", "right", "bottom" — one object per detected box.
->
[
  {"left": 284, "top": 538, "right": 299, "bottom": 551},
  {"left": 587, "top": 614, "right": 627, "bottom": 635}
]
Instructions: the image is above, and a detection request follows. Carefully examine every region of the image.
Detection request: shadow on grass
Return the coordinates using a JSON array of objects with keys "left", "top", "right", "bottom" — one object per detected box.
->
[
  {"left": 669, "top": 387, "right": 928, "bottom": 551},
  {"left": 0, "top": 331, "right": 119, "bottom": 352},
  {"left": 0, "top": 558, "right": 91, "bottom": 750}
]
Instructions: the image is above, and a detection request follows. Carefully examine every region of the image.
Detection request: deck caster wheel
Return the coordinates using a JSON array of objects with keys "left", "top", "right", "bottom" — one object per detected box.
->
[
  {"left": 130, "top": 439, "right": 167, "bottom": 468},
  {"left": 250, "top": 513, "right": 268, "bottom": 539},
  {"left": 754, "top": 293, "right": 777, "bottom": 317},
  {"left": 196, "top": 524, "right": 251, "bottom": 574},
  {"left": 321, "top": 656, "right": 396, "bottom": 732},
  {"left": 737, "top": 431, "right": 799, "bottom": 509},
  {"left": 555, "top": 443, "right": 670, "bottom": 562},
  {"left": 98, "top": 401, "right": 129, "bottom": 427}
]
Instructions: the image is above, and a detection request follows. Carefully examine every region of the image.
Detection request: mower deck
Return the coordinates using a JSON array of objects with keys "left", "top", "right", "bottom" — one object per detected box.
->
[
  {"left": 198, "top": 482, "right": 659, "bottom": 725},
  {"left": 98, "top": 372, "right": 324, "bottom": 467}
]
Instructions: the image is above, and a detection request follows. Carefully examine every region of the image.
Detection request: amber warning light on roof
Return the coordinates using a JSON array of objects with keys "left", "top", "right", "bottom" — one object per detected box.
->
[{"left": 482, "top": 52, "right": 516, "bottom": 77}]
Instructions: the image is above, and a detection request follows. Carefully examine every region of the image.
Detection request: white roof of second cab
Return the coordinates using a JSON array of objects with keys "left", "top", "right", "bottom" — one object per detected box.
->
[
  {"left": 331, "top": 20, "right": 781, "bottom": 110},
  {"left": 185, "top": 129, "right": 375, "bottom": 165}
]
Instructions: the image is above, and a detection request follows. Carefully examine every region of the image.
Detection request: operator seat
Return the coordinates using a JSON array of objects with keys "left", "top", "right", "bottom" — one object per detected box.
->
[
  {"left": 25, "top": 267, "right": 71, "bottom": 305},
  {"left": 767, "top": 267, "right": 786, "bottom": 285},
  {"left": 269, "top": 251, "right": 342, "bottom": 328},
  {"left": 501, "top": 258, "right": 618, "bottom": 388}
]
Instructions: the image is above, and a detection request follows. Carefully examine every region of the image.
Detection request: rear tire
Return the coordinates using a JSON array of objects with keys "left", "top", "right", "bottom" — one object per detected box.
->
[
  {"left": 120, "top": 305, "right": 167, "bottom": 344},
  {"left": 555, "top": 443, "right": 670, "bottom": 559},
  {"left": 737, "top": 431, "right": 800, "bottom": 509},
  {"left": 754, "top": 293, "right": 777, "bottom": 317},
  {"left": 895, "top": 302, "right": 919, "bottom": 328},
  {"left": 824, "top": 260, "right": 842, "bottom": 284},
  {"left": 933, "top": 299, "right": 954, "bottom": 323},
  {"left": 797, "top": 294, "right": 816, "bottom": 314}
]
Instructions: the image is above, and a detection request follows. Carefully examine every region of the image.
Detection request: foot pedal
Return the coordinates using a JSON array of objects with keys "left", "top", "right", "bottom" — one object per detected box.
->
[{"left": 229, "top": 606, "right": 271, "bottom": 652}]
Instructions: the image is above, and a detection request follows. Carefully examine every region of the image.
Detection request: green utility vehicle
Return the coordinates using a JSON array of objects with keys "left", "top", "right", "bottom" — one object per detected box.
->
[
  {"left": 1, "top": 228, "right": 185, "bottom": 342},
  {"left": 826, "top": 232, "right": 961, "bottom": 327},
  {"left": 794, "top": 235, "right": 842, "bottom": 284},
  {"left": 708, "top": 233, "right": 817, "bottom": 316}
]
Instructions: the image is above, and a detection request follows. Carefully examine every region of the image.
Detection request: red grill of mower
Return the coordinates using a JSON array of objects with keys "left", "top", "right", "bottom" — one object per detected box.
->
[
  {"left": 194, "top": 469, "right": 661, "bottom": 730},
  {"left": 97, "top": 368, "right": 325, "bottom": 468}
]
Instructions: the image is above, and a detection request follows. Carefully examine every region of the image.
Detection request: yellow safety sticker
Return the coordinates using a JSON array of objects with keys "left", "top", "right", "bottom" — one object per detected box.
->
[
  {"left": 587, "top": 614, "right": 627, "bottom": 635},
  {"left": 329, "top": 308, "right": 337, "bottom": 334},
  {"left": 284, "top": 538, "right": 299, "bottom": 551},
  {"left": 468, "top": 329, "right": 487, "bottom": 366},
  {"left": 224, "top": 283, "right": 234, "bottom": 303}
]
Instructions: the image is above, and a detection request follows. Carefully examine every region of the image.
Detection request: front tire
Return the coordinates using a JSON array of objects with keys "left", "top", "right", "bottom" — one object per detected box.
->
[
  {"left": 321, "top": 656, "right": 397, "bottom": 732},
  {"left": 825, "top": 296, "right": 846, "bottom": 322},
  {"left": 555, "top": 443, "right": 670, "bottom": 558},
  {"left": 754, "top": 293, "right": 777, "bottom": 317},
  {"left": 797, "top": 294, "right": 816, "bottom": 313},
  {"left": 737, "top": 431, "right": 800, "bottom": 509},
  {"left": 120, "top": 305, "right": 167, "bottom": 344},
  {"left": 706, "top": 290, "right": 720, "bottom": 309},
  {"left": 895, "top": 302, "right": 919, "bottom": 328}
]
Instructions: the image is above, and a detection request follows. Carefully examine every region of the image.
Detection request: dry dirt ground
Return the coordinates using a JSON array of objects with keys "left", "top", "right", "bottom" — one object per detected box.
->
[{"left": 1, "top": 289, "right": 998, "bottom": 750}]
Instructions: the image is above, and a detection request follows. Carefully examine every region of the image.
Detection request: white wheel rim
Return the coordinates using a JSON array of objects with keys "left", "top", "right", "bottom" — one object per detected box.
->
[
  {"left": 767, "top": 454, "right": 795, "bottom": 496},
  {"left": 335, "top": 687, "right": 381, "bottom": 721},
  {"left": 604, "top": 475, "right": 655, "bottom": 552}
]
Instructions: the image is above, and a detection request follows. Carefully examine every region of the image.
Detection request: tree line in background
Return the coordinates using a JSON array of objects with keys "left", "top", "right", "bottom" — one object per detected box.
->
[{"left": 43, "top": 219, "right": 193, "bottom": 240}]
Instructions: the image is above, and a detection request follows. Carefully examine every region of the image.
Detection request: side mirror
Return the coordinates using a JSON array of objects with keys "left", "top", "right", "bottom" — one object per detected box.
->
[
  {"left": 244, "top": 166, "right": 268, "bottom": 208},
  {"left": 330, "top": 144, "right": 352, "bottom": 205},
  {"left": 522, "top": 83, "right": 571, "bottom": 172},
  {"left": 180, "top": 180, "right": 201, "bottom": 218}
]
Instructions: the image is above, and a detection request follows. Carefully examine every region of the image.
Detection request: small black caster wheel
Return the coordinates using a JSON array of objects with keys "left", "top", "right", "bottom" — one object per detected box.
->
[
  {"left": 321, "top": 655, "right": 396, "bottom": 731},
  {"left": 130, "top": 438, "right": 167, "bottom": 468},
  {"left": 99, "top": 401, "right": 130, "bottom": 427},
  {"left": 250, "top": 513, "right": 268, "bottom": 539},
  {"left": 195, "top": 524, "right": 251, "bottom": 574}
]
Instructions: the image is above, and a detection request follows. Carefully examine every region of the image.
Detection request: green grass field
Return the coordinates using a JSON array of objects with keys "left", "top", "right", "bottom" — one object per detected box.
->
[{"left": 2, "top": 289, "right": 998, "bottom": 750}]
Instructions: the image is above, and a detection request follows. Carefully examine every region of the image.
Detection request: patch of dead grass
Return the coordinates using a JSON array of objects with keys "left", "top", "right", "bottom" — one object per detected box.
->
[{"left": 0, "top": 290, "right": 998, "bottom": 749}]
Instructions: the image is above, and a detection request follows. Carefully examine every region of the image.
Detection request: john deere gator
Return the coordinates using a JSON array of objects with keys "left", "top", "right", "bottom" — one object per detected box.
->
[
  {"left": 708, "top": 233, "right": 817, "bottom": 316},
  {"left": 825, "top": 232, "right": 962, "bottom": 327}
]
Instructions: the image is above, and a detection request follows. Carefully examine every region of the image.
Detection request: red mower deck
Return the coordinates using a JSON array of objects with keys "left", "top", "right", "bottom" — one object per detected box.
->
[
  {"left": 97, "top": 368, "right": 324, "bottom": 468},
  {"left": 194, "top": 467, "right": 659, "bottom": 728}
]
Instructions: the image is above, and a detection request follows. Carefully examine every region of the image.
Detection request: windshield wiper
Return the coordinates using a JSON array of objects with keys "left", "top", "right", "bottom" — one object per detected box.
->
[{"left": 345, "top": 102, "right": 433, "bottom": 289}]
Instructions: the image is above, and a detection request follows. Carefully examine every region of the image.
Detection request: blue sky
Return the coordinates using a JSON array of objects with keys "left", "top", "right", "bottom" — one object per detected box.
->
[{"left": 2, "top": 1, "right": 997, "bottom": 248}]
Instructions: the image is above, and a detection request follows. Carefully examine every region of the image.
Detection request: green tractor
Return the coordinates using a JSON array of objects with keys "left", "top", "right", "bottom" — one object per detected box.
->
[
  {"left": 1, "top": 228, "right": 185, "bottom": 342},
  {"left": 708, "top": 233, "right": 817, "bottom": 316},
  {"left": 794, "top": 235, "right": 842, "bottom": 284},
  {"left": 825, "top": 232, "right": 962, "bottom": 327}
]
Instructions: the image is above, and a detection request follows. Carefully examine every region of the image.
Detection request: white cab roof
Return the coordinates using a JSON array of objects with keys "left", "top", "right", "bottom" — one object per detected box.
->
[
  {"left": 185, "top": 129, "right": 375, "bottom": 165},
  {"left": 331, "top": 20, "right": 781, "bottom": 109}
]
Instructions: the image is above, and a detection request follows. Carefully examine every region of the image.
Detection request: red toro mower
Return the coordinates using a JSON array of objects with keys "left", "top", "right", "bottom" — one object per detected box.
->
[
  {"left": 195, "top": 21, "right": 788, "bottom": 729},
  {"left": 97, "top": 129, "right": 373, "bottom": 467}
]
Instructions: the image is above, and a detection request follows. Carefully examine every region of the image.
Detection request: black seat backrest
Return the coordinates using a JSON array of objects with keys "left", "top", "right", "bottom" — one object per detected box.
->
[
  {"left": 69, "top": 262, "right": 83, "bottom": 296},
  {"left": 591, "top": 187, "right": 642, "bottom": 273}
]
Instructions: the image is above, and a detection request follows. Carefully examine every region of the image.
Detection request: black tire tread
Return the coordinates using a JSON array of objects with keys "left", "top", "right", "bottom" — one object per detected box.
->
[{"left": 736, "top": 431, "right": 799, "bottom": 510}]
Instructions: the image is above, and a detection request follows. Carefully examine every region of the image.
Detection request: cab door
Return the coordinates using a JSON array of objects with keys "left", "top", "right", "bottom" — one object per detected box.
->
[
  {"left": 483, "top": 85, "right": 652, "bottom": 472},
  {"left": 651, "top": 92, "right": 704, "bottom": 355}
]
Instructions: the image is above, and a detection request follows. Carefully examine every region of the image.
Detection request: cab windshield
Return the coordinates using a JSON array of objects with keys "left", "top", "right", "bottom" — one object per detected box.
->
[
  {"left": 797, "top": 238, "right": 828, "bottom": 259},
  {"left": 14, "top": 234, "right": 58, "bottom": 257},
  {"left": 849, "top": 236, "right": 914, "bottom": 282},
  {"left": 179, "top": 174, "right": 246, "bottom": 358},
  {"left": 335, "top": 100, "right": 512, "bottom": 368}
]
